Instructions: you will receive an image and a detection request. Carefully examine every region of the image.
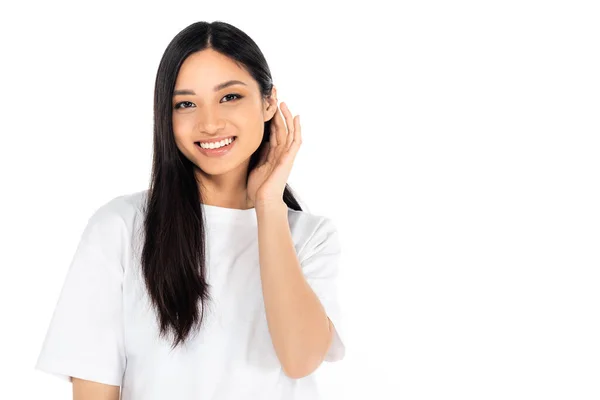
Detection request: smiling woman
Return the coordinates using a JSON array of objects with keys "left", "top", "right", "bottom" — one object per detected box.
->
[
  {"left": 35, "top": 20, "right": 346, "bottom": 400},
  {"left": 170, "top": 49, "right": 270, "bottom": 176}
]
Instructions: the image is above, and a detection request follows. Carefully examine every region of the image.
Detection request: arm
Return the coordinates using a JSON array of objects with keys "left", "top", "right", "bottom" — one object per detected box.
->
[
  {"left": 72, "top": 377, "right": 120, "bottom": 400},
  {"left": 256, "top": 201, "right": 334, "bottom": 379}
]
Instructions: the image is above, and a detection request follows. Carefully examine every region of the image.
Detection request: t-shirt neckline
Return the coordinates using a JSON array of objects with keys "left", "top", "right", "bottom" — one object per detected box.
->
[{"left": 200, "top": 203, "right": 258, "bottom": 226}]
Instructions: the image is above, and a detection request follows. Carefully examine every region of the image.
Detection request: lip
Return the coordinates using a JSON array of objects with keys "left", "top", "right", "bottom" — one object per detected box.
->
[
  {"left": 194, "top": 136, "right": 237, "bottom": 157},
  {"left": 196, "top": 135, "right": 236, "bottom": 144}
]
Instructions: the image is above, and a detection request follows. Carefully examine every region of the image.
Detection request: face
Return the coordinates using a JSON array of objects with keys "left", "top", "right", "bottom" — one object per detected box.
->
[{"left": 172, "top": 48, "right": 277, "bottom": 182}]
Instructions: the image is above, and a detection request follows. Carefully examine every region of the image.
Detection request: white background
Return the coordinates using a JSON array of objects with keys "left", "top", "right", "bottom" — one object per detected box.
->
[{"left": 1, "top": 1, "right": 599, "bottom": 399}]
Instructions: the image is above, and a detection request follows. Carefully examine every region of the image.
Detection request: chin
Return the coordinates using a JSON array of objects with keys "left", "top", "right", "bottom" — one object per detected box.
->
[{"left": 193, "top": 157, "right": 249, "bottom": 177}]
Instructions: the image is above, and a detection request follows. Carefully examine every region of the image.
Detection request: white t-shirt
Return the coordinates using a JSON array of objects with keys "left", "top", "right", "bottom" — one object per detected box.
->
[{"left": 35, "top": 189, "right": 345, "bottom": 399}]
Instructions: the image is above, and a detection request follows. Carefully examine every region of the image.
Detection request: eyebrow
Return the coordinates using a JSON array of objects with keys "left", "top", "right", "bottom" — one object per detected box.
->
[{"left": 173, "top": 80, "right": 247, "bottom": 96}]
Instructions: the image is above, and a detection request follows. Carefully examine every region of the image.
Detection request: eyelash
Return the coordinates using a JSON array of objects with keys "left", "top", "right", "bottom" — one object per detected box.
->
[{"left": 173, "top": 93, "right": 243, "bottom": 110}]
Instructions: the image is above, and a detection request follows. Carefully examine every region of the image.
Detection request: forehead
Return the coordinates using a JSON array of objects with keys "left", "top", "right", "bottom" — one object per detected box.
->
[{"left": 175, "top": 49, "right": 254, "bottom": 90}]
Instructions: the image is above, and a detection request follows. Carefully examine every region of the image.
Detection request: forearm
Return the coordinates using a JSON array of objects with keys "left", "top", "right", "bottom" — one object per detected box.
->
[{"left": 255, "top": 201, "right": 333, "bottom": 379}]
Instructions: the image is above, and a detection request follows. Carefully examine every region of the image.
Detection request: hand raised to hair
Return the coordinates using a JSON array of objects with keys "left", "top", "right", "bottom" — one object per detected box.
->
[{"left": 247, "top": 102, "right": 302, "bottom": 208}]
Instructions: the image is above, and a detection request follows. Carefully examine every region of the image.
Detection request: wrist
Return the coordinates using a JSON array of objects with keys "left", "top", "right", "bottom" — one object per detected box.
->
[{"left": 254, "top": 199, "right": 287, "bottom": 213}]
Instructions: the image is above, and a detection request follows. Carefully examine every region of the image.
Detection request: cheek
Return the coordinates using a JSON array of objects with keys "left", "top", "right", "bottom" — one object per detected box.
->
[
  {"left": 172, "top": 115, "right": 198, "bottom": 144},
  {"left": 171, "top": 124, "right": 185, "bottom": 145},
  {"left": 228, "top": 109, "right": 265, "bottom": 139},
  {"left": 171, "top": 119, "right": 193, "bottom": 150},
  {"left": 226, "top": 104, "right": 258, "bottom": 123},
  {"left": 172, "top": 113, "right": 192, "bottom": 130}
]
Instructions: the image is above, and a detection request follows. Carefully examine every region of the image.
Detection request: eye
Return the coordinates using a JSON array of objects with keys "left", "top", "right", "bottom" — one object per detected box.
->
[
  {"left": 173, "top": 94, "right": 242, "bottom": 110},
  {"left": 221, "top": 93, "right": 243, "bottom": 103},
  {"left": 174, "top": 101, "right": 195, "bottom": 110}
]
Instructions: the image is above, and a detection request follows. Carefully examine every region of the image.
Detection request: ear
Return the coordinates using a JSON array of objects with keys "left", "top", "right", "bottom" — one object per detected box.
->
[{"left": 263, "top": 85, "right": 278, "bottom": 122}]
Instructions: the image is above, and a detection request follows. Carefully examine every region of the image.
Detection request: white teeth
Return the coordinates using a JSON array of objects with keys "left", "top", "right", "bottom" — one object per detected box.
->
[{"left": 199, "top": 137, "right": 234, "bottom": 149}]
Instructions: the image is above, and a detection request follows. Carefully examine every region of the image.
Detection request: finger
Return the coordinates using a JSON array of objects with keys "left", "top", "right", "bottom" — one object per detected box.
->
[
  {"left": 286, "top": 115, "right": 301, "bottom": 160},
  {"left": 281, "top": 102, "right": 295, "bottom": 150},
  {"left": 267, "top": 140, "right": 278, "bottom": 164},
  {"left": 274, "top": 102, "right": 288, "bottom": 149},
  {"left": 269, "top": 106, "right": 279, "bottom": 148},
  {"left": 294, "top": 114, "right": 302, "bottom": 148}
]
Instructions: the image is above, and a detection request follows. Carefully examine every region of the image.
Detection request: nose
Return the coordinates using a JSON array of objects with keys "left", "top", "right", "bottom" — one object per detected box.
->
[{"left": 197, "top": 105, "right": 225, "bottom": 134}]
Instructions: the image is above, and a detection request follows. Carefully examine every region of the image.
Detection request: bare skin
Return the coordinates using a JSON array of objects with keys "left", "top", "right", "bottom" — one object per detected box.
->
[
  {"left": 171, "top": 48, "right": 278, "bottom": 209},
  {"left": 72, "top": 377, "right": 119, "bottom": 400},
  {"left": 71, "top": 49, "right": 284, "bottom": 396}
]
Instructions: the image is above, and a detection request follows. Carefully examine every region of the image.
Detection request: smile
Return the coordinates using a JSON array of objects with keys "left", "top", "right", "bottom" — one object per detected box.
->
[{"left": 194, "top": 136, "right": 237, "bottom": 157}]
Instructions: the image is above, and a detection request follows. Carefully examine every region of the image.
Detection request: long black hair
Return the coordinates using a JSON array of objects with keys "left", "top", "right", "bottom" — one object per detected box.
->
[{"left": 141, "top": 21, "right": 303, "bottom": 349}]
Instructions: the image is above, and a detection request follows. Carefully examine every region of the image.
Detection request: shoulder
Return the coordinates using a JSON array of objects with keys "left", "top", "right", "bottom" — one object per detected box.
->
[
  {"left": 288, "top": 207, "right": 337, "bottom": 233},
  {"left": 88, "top": 189, "right": 147, "bottom": 224},
  {"left": 96, "top": 189, "right": 147, "bottom": 221},
  {"left": 287, "top": 208, "right": 341, "bottom": 260},
  {"left": 80, "top": 189, "right": 148, "bottom": 250}
]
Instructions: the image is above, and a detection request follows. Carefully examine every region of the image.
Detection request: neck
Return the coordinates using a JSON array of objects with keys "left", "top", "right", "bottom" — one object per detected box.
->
[{"left": 195, "top": 166, "right": 253, "bottom": 210}]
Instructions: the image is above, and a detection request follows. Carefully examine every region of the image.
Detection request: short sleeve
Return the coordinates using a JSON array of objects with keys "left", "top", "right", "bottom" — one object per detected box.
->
[
  {"left": 35, "top": 205, "right": 127, "bottom": 386},
  {"left": 299, "top": 217, "right": 346, "bottom": 362}
]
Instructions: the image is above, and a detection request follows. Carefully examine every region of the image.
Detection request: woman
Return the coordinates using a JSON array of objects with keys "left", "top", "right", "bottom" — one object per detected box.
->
[{"left": 35, "top": 20, "right": 345, "bottom": 400}]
